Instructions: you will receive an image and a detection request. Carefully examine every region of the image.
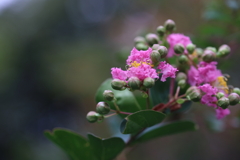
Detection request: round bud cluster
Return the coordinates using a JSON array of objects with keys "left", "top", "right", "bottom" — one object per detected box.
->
[
  {"left": 186, "top": 43, "right": 196, "bottom": 54},
  {"left": 134, "top": 36, "right": 148, "bottom": 51},
  {"left": 176, "top": 72, "right": 187, "bottom": 88},
  {"left": 186, "top": 86, "right": 202, "bottom": 102},
  {"left": 202, "top": 49, "right": 216, "bottom": 62},
  {"left": 217, "top": 44, "right": 231, "bottom": 58},
  {"left": 164, "top": 19, "right": 176, "bottom": 33},
  {"left": 111, "top": 79, "right": 126, "bottom": 90},
  {"left": 145, "top": 33, "right": 159, "bottom": 46}
]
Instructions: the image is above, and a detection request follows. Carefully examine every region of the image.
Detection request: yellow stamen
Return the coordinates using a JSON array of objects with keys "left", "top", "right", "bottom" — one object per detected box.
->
[
  {"left": 130, "top": 61, "right": 153, "bottom": 68},
  {"left": 215, "top": 76, "right": 229, "bottom": 94}
]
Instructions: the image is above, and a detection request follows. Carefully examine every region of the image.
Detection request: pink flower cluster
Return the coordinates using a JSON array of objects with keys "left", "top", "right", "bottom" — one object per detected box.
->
[
  {"left": 167, "top": 33, "right": 192, "bottom": 58},
  {"left": 111, "top": 47, "right": 178, "bottom": 83},
  {"left": 188, "top": 61, "right": 222, "bottom": 86}
]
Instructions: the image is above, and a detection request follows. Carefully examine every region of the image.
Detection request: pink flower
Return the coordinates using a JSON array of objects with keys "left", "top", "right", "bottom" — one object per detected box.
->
[
  {"left": 158, "top": 61, "right": 178, "bottom": 82},
  {"left": 126, "top": 47, "right": 152, "bottom": 65},
  {"left": 188, "top": 66, "right": 199, "bottom": 86},
  {"left": 198, "top": 84, "right": 218, "bottom": 108},
  {"left": 166, "top": 33, "right": 192, "bottom": 57},
  {"left": 111, "top": 68, "right": 127, "bottom": 80},
  {"left": 216, "top": 108, "right": 230, "bottom": 119},
  {"left": 127, "top": 64, "right": 158, "bottom": 81},
  {"left": 198, "top": 62, "right": 222, "bottom": 83}
]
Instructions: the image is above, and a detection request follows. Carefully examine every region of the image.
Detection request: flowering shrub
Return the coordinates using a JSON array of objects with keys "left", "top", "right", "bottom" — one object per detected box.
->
[{"left": 44, "top": 19, "right": 240, "bottom": 160}]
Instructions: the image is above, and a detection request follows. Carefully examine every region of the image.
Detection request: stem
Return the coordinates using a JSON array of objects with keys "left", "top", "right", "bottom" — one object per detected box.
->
[
  {"left": 110, "top": 109, "right": 132, "bottom": 115},
  {"left": 155, "top": 94, "right": 186, "bottom": 111},
  {"left": 175, "top": 86, "right": 180, "bottom": 99},
  {"left": 185, "top": 54, "right": 198, "bottom": 69},
  {"left": 113, "top": 98, "right": 120, "bottom": 112},
  {"left": 169, "top": 78, "right": 175, "bottom": 99},
  {"left": 104, "top": 113, "right": 117, "bottom": 118}
]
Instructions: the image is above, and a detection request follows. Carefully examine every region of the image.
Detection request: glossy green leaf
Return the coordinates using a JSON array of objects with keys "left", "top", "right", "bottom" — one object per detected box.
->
[
  {"left": 95, "top": 78, "right": 146, "bottom": 116},
  {"left": 135, "top": 121, "right": 198, "bottom": 143},
  {"left": 88, "top": 134, "right": 125, "bottom": 160},
  {"left": 120, "top": 110, "right": 166, "bottom": 134},
  {"left": 44, "top": 128, "right": 95, "bottom": 160}
]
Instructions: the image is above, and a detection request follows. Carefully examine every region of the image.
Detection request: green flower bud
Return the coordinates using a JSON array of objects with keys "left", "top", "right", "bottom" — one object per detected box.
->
[
  {"left": 135, "top": 43, "right": 148, "bottom": 51},
  {"left": 150, "top": 50, "right": 161, "bottom": 65},
  {"left": 158, "top": 46, "right": 168, "bottom": 58},
  {"left": 111, "top": 79, "right": 126, "bottom": 90},
  {"left": 152, "top": 44, "right": 160, "bottom": 50},
  {"left": 217, "top": 97, "right": 229, "bottom": 109},
  {"left": 202, "top": 49, "right": 216, "bottom": 62},
  {"left": 178, "top": 55, "right": 188, "bottom": 64},
  {"left": 186, "top": 86, "right": 202, "bottom": 102},
  {"left": 206, "top": 47, "right": 217, "bottom": 53},
  {"left": 145, "top": 33, "right": 159, "bottom": 46},
  {"left": 134, "top": 36, "right": 146, "bottom": 44},
  {"left": 217, "top": 44, "right": 231, "bottom": 58},
  {"left": 156, "top": 25, "right": 165, "bottom": 37},
  {"left": 196, "top": 48, "right": 203, "bottom": 57},
  {"left": 128, "top": 77, "right": 141, "bottom": 90},
  {"left": 228, "top": 93, "right": 240, "bottom": 105},
  {"left": 174, "top": 43, "right": 185, "bottom": 54},
  {"left": 164, "top": 19, "right": 176, "bottom": 33},
  {"left": 96, "top": 102, "right": 110, "bottom": 115},
  {"left": 233, "top": 87, "right": 240, "bottom": 95},
  {"left": 143, "top": 77, "right": 155, "bottom": 88},
  {"left": 176, "top": 72, "right": 187, "bottom": 82},
  {"left": 86, "top": 111, "right": 98, "bottom": 123},
  {"left": 216, "top": 92, "right": 225, "bottom": 99},
  {"left": 178, "top": 79, "right": 186, "bottom": 88},
  {"left": 96, "top": 113, "right": 104, "bottom": 123},
  {"left": 103, "top": 90, "right": 114, "bottom": 101},
  {"left": 186, "top": 43, "right": 196, "bottom": 54}
]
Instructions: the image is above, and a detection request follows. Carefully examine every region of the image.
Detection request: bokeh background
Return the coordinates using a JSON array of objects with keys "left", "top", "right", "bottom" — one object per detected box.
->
[{"left": 1, "top": 0, "right": 240, "bottom": 159}]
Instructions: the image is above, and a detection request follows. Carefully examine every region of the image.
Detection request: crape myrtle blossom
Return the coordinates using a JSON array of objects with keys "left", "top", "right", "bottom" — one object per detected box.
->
[
  {"left": 216, "top": 107, "right": 230, "bottom": 119},
  {"left": 166, "top": 33, "right": 192, "bottom": 58},
  {"left": 111, "top": 68, "right": 127, "bottom": 81},
  {"left": 126, "top": 48, "right": 152, "bottom": 66},
  {"left": 127, "top": 64, "right": 158, "bottom": 81},
  {"left": 158, "top": 61, "right": 178, "bottom": 82}
]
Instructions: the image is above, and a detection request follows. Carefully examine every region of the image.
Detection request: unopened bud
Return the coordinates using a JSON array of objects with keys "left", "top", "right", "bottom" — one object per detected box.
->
[
  {"left": 152, "top": 44, "right": 160, "bottom": 50},
  {"left": 134, "top": 36, "right": 146, "bottom": 44},
  {"left": 228, "top": 93, "right": 240, "bottom": 105},
  {"left": 86, "top": 111, "right": 98, "bottom": 123},
  {"left": 206, "top": 47, "right": 217, "bottom": 53},
  {"left": 178, "top": 79, "right": 186, "bottom": 88},
  {"left": 145, "top": 33, "right": 159, "bottom": 46},
  {"left": 174, "top": 43, "right": 185, "bottom": 54},
  {"left": 156, "top": 25, "right": 165, "bottom": 37},
  {"left": 143, "top": 77, "right": 155, "bottom": 88},
  {"left": 217, "top": 97, "right": 229, "bottom": 109},
  {"left": 217, "top": 44, "right": 231, "bottom": 58},
  {"left": 196, "top": 48, "right": 203, "bottom": 57},
  {"left": 158, "top": 46, "right": 168, "bottom": 58},
  {"left": 216, "top": 92, "right": 224, "bottom": 99},
  {"left": 233, "top": 87, "right": 240, "bottom": 95},
  {"left": 178, "top": 55, "right": 188, "bottom": 64},
  {"left": 128, "top": 77, "right": 141, "bottom": 90},
  {"left": 202, "top": 49, "right": 216, "bottom": 62},
  {"left": 150, "top": 50, "right": 161, "bottom": 65},
  {"left": 176, "top": 72, "right": 187, "bottom": 82},
  {"left": 135, "top": 43, "right": 148, "bottom": 51},
  {"left": 186, "top": 86, "right": 202, "bottom": 102},
  {"left": 96, "top": 102, "right": 110, "bottom": 115},
  {"left": 111, "top": 79, "right": 126, "bottom": 90},
  {"left": 164, "top": 19, "right": 176, "bottom": 33},
  {"left": 186, "top": 43, "right": 196, "bottom": 54},
  {"left": 96, "top": 113, "right": 104, "bottom": 123},
  {"left": 103, "top": 90, "right": 114, "bottom": 101}
]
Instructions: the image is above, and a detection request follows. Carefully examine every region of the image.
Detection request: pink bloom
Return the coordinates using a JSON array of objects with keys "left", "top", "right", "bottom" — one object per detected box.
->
[
  {"left": 198, "top": 84, "right": 218, "bottom": 108},
  {"left": 198, "top": 62, "right": 222, "bottom": 83},
  {"left": 166, "top": 33, "right": 192, "bottom": 57},
  {"left": 126, "top": 47, "right": 152, "bottom": 65},
  {"left": 216, "top": 108, "right": 230, "bottom": 119},
  {"left": 188, "top": 66, "right": 199, "bottom": 86},
  {"left": 111, "top": 68, "right": 127, "bottom": 80},
  {"left": 127, "top": 64, "right": 158, "bottom": 81},
  {"left": 158, "top": 61, "right": 178, "bottom": 82}
]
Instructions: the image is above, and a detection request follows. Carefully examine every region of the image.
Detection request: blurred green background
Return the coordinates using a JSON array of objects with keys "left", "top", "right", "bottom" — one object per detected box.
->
[{"left": 1, "top": 0, "right": 240, "bottom": 160}]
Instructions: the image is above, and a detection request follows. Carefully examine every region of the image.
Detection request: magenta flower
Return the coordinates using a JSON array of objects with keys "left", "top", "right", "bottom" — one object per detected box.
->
[
  {"left": 111, "top": 68, "right": 127, "bottom": 80},
  {"left": 166, "top": 33, "right": 192, "bottom": 57},
  {"left": 127, "top": 64, "right": 158, "bottom": 81},
  {"left": 188, "top": 66, "right": 199, "bottom": 86},
  {"left": 198, "top": 62, "right": 222, "bottom": 83},
  {"left": 198, "top": 84, "right": 218, "bottom": 108},
  {"left": 158, "top": 61, "right": 178, "bottom": 82},
  {"left": 126, "top": 47, "right": 152, "bottom": 65},
  {"left": 216, "top": 108, "right": 230, "bottom": 119}
]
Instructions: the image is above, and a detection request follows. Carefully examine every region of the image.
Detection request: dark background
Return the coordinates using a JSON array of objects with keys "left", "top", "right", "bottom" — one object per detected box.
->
[{"left": 1, "top": 0, "right": 240, "bottom": 159}]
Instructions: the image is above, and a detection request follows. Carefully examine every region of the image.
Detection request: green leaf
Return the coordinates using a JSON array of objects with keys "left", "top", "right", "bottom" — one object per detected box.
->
[
  {"left": 95, "top": 78, "right": 146, "bottom": 116},
  {"left": 176, "top": 98, "right": 186, "bottom": 104},
  {"left": 88, "top": 134, "right": 125, "bottom": 160},
  {"left": 135, "top": 121, "right": 198, "bottom": 143},
  {"left": 120, "top": 110, "right": 166, "bottom": 134},
  {"left": 44, "top": 128, "right": 95, "bottom": 160},
  {"left": 150, "top": 79, "right": 170, "bottom": 106}
]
